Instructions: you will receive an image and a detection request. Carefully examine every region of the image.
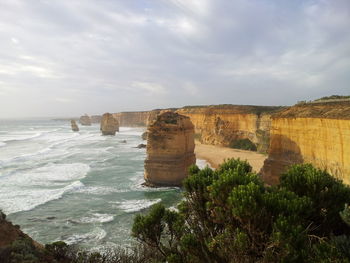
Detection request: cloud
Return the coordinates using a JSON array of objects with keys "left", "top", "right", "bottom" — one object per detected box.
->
[{"left": 0, "top": 0, "right": 349, "bottom": 117}]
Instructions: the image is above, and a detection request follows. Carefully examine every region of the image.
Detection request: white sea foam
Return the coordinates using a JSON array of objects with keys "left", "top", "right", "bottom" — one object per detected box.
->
[
  {"left": 0, "top": 130, "right": 52, "bottom": 142},
  {"left": 0, "top": 181, "right": 85, "bottom": 214},
  {"left": 64, "top": 227, "right": 107, "bottom": 245},
  {"left": 0, "top": 163, "right": 89, "bottom": 214},
  {"left": 112, "top": 199, "right": 161, "bottom": 213},
  {"left": 196, "top": 159, "right": 212, "bottom": 169},
  {"left": 78, "top": 213, "right": 114, "bottom": 224},
  {"left": 75, "top": 186, "right": 128, "bottom": 195},
  {"left": 0, "top": 142, "right": 6, "bottom": 147}
]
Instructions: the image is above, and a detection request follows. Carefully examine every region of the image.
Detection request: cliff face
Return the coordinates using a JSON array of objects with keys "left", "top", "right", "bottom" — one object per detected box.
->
[
  {"left": 70, "top": 120, "right": 79, "bottom": 132},
  {"left": 144, "top": 112, "right": 196, "bottom": 186},
  {"left": 261, "top": 102, "right": 350, "bottom": 185},
  {"left": 100, "top": 113, "right": 119, "bottom": 135},
  {"left": 113, "top": 112, "right": 150, "bottom": 127},
  {"left": 177, "top": 105, "right": 281, "bottom": 152}
]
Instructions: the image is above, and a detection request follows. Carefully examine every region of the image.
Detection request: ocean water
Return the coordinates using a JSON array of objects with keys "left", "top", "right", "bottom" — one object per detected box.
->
[{"left": 0, "top": 119, "right": 205, "bottom": 250}]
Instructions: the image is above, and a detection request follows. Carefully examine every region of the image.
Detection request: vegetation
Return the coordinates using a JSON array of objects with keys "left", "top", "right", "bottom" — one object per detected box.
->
[
  {"left": 315, "top": 95, "right": 350, "bottom": 101},
  {"left": 229, "top": 138, "right": 257, "bottom": 151},
  {"left": 132, "top": 160, "right": 350, "bottom": 262},
  {"left": 1, "top": 160, "right": 350, "bottom": 262}
]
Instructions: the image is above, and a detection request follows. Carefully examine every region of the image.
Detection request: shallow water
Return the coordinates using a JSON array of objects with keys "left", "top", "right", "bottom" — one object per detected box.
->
[{"left": 0, "top": 119, "right": 201, "bottom": 249}]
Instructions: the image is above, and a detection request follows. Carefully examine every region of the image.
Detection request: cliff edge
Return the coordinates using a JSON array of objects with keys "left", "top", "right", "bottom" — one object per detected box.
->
[{"left": 261, "top": 102, "right": 350, "bottom": 185}]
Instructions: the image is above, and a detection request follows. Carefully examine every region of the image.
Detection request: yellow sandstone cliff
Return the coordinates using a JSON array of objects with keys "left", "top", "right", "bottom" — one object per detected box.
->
[
  {"left": 261, "top": 102, "right": 350, "bottom": 185},
  {"left": 144, "top": 112, "right": 196, "bottom": 186},
  {"left": 177, "top": 105, "right": 281, "bottom": 152},
  {"left": 113, "top": 111, "right": 150, "bottom": 127}
]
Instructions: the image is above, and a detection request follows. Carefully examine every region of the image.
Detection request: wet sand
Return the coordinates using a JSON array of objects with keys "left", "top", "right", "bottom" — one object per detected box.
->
[{"left": 194, "top": 141, "right": 267, "bottom": 172}]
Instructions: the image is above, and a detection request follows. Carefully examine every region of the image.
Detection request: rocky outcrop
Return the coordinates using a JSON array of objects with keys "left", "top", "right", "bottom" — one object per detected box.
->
[
  {"left": 177, "top": 105, "right": 282, "bottom": 153},
  {"left": 100, "top": 113, "right": 119, "bottom": 135},
  {"left": 70, "top": 120, "right": 79, "bottom": 132},
  {"left": 79, "top": 115, "right": 91, "bottom": 126},
  {"left": 261, "top": 102, "right": 350, "bottom": 185},
  {"left": 91, "top": 115, "right": 102, "bottom": 123},
  {"left": 144, "top": 112, "right": 196, "bottom": 186}
]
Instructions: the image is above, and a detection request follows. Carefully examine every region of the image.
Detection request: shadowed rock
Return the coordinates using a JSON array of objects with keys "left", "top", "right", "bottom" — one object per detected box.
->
[{"left": 70, "top": 120, "right": 79, "bottom": 132}]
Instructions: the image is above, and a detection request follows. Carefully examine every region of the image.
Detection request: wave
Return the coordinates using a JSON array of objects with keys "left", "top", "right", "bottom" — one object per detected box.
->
[
  {"left": 112, "top": 198, "right": 161, "bottom": 213},
  {"left": 0, "top": 142, "right": 6, "bottom": 147},
  {"left": 75, "top": 186, "right": 128, "bottom": 195},
  {"left": 0, "top": 132, "right": 44, "bottom": 142},
  {"left": 78, "top": 213, "right": 114, "bottom": 224},
  {"left": 0, "top": 181, "right": 85, "bottom": 215},
  {"left": 63, "top": 227, "right": 107, "bottom": 245}
]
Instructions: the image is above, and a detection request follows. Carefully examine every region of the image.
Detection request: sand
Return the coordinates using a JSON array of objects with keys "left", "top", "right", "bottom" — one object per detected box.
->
[{"left": 194, "top": 141, "right": 267, "bottom": 172}]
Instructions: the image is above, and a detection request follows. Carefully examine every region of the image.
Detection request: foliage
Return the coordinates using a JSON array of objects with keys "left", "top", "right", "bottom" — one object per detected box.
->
[
  {"left": 132, "top": 160, "right": 350, "bottom": 262},
  {"left": 315, "top": 95, "right": 350, "bottom": 101},
  {"left": 229, "top": 138, "right": 257, "bottom": 151}
]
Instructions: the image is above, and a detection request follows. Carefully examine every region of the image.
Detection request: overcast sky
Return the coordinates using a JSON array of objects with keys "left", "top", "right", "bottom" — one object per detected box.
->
[{"left": 0, "top": 0, "right": 349, "bottom": 118}]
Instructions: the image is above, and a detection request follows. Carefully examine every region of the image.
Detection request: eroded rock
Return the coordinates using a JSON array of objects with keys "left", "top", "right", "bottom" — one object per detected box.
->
[
  {"left": 71, "top": 120, "right": 79, "bottom": 132},
  {"left": 79, "top": 115, "right": 91, "bottom": 126},
  {"left": 100, "top": 113, "right": 119, "bottom": 135},
  {"left": 144, "top": 112, "right": 196, "bottom": 186}
]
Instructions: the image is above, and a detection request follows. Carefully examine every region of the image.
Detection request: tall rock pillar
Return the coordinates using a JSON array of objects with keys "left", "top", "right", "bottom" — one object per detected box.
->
[
  {"left": 100, "top": 113, "right": 119, "bottom": 135},
  {"left": 144, "top": 112, "right": 196, "bottom": 186}
]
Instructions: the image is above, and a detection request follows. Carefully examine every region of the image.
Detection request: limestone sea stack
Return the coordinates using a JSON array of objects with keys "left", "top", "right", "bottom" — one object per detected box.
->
[
  {"left": 71, "top": 120, "right": 79, "bottom": 132},
  {"left": 79, "top": 114, "right": 91, "bottom": 126},
  {"left": 100, "top": 113, "right": 119, "bottom": 135},
  {"left": 144, "top": 112, "right": 196, "bottom": 186}
]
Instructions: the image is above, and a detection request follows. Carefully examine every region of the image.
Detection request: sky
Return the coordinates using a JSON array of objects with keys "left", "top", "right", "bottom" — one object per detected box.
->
[{"left": 0, "top": 0, "right": 349, "bottom": 118}]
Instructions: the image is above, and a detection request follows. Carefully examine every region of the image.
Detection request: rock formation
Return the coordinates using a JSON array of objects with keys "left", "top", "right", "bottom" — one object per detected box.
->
[
  {"left": 113, "top": 111, "right": 150, "bottom": 127},
  {"left": 136, "top": 144, "right": 147, "bottom": 149},
  {"left": 70, "top": 120, "right": 79, "bottom": 132},
  {"left": 79, "top": 114, "right": 91, "bottom": 126},
  {"left": 261, "top": 101, "right": 350, "bottom": 185},
  {"left": 144, "top": 112, "right": 196, "bottom": 186},
  {"left": 100, "top": 113, "right": 119, "bottom": 135}
]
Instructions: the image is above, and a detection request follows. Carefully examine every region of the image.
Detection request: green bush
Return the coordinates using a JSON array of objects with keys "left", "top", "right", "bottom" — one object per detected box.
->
[
  {"left": 132, "top": 160, "right": 350, "bottom": 262},
  {"left": 229, "top": 138, "right": 257, "bottom": 151}
]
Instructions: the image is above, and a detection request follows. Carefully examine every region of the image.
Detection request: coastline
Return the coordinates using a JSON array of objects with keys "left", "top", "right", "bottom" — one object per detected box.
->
[{"left": 194, "top": 141, "right": 266, "bottom": 172}]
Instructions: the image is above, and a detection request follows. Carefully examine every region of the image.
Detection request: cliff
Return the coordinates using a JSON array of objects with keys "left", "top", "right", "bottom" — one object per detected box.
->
[
  {"left": 177, "top": 105, "right": 282, "bottom": 153},
  {"left": 70, "top": 120, "right": 79, "bottom": 132},
  {"left": 144, "top": 112, "right": 196, "bottom": 186},
  {"left": 79, "top": 115, "right": 91, "bottom": 126},
  {"left": 113, "top": 111, "right": 150, "bottom": 127},
  {"left": 261, "top": 102, "right": 350, "bottom": 185},
  {"left": 91, "top": 115, "right": 102, "bottom": 123},
  {"left": 100, "top": 113, "right": 119, "bottom": 135}
]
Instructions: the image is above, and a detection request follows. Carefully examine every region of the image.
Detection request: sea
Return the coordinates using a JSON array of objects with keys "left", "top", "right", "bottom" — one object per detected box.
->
[{"left": 0, "top": 119, "right": 208, "bottom": 250}]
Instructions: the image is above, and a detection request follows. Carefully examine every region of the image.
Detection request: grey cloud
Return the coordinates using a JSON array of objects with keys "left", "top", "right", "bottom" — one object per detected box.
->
[{"left": 0, "top": 0, "right": 349, "bottom": 117}]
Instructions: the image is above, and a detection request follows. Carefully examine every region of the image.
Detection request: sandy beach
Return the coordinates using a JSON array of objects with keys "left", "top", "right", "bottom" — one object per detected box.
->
[{"left": 194, "top": 141, "right": 267, "bottom": 173}]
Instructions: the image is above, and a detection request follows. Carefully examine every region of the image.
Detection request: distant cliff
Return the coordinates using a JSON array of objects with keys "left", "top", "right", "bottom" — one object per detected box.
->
[
  {"left": 261, "top": 101, "right": 350, "bottom": 185},
  {"left": 177, "top": 105, "right": 283, "bottom": 153},
  {"left": 113, "top": 111, "right": 150, "bottom": 127}
]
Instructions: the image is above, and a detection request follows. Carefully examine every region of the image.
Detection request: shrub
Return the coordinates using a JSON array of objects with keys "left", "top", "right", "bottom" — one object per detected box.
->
[
  {"left": 229, "top": 138, "right": 257, "bottom": 151},
  {"left": 132, "top": 159, "right": 350, "bottom": 262}
]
